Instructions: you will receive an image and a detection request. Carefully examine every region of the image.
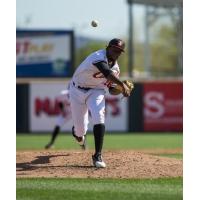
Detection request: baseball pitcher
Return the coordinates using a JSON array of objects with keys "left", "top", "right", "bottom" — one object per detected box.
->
[{"left": 68, "top": 38, "right": 133, "bottom": 168}]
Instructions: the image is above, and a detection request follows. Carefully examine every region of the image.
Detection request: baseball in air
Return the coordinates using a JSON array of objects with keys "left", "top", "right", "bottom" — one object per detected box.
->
[{"left": 91, "top": 20, "right": 98, "bottom": 27}]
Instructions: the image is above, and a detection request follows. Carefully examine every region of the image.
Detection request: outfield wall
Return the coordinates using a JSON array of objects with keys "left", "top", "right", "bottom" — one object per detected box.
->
[
  {"left": 128, "top": 80, "right": 183, "bottom": 132},
  {"left": 16, "top": 80, "right": 182, "bottom": 133}
]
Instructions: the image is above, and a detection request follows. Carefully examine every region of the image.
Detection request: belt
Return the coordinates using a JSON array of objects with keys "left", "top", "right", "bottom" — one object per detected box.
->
[{"left": 73, "top": 82, "right": 91, "bottom": 91}]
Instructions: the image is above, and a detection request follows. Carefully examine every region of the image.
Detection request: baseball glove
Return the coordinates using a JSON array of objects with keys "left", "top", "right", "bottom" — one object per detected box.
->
[{"left": 109, "top": 80, "right": 134, "bottom": 95}]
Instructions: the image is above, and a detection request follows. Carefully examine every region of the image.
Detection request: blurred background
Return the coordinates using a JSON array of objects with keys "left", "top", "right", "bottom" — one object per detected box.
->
[{"left": 16, "top": 0, "right": 183, "bottom": 134}]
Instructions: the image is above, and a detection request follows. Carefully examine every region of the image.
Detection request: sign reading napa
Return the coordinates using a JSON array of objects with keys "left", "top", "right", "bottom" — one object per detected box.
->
[{"left": 16, "top": 30, "right": 74, "bottom": 77}]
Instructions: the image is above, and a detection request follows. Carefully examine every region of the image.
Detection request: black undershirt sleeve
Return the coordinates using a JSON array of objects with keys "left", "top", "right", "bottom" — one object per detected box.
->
[{"left": 93, "top": 61, "right": 112, "bottom": 78}]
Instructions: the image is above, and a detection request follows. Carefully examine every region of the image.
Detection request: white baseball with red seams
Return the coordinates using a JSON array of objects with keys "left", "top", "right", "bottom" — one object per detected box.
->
[{"left": 69, "top": 49, "right": 119, "bottom": 137}]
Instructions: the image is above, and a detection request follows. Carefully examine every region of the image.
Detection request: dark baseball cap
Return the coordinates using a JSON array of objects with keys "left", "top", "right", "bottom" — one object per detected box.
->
[{"left": 108, "top": 38, "right": 125, "bottom": 52}]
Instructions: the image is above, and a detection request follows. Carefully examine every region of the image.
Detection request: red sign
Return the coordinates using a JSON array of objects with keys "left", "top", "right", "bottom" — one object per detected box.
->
[
  {"left": 34, "top": 97, "right": 121, "bottom": 117},
  {"left": 143, "top": 82, "right": 183, "bottom": 131}
]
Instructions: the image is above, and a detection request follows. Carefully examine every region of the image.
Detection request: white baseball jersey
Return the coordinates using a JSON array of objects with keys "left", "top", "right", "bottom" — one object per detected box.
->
[
  {"left": 72, "top": 49, "right": 120, "bottom": 89},
  {"left": 57, "top": 90, "right": 69, "bottom": 104},
  {"left": 69, "top": 49, "right": 120, "bottom": 137}
]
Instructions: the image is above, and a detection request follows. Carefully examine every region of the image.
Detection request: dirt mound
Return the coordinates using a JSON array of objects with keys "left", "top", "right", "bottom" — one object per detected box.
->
[{"left": 16, "top": 150, "right": 182, "bottom": 179}]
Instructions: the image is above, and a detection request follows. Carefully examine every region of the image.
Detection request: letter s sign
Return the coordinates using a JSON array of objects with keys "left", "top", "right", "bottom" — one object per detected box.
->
[{"left": 144, "top": 92, "right": 165, "bottom": 119}]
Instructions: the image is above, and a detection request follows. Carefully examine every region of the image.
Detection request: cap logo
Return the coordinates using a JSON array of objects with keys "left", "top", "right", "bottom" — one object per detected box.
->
[{"left": 118, "top": 41, "right": 122, "bottom": 46}]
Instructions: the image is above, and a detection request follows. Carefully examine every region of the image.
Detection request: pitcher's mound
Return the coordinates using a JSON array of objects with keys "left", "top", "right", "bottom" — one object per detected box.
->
[{"left": 16, "top": 150, "right": 182, "bottom": 179}]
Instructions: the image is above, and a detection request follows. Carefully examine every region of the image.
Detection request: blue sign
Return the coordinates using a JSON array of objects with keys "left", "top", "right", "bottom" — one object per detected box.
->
[{"left": 16, "top": 30, "right": 74, "bottom": 77}]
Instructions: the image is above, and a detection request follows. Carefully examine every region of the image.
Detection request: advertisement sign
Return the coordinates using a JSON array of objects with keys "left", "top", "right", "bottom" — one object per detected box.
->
[
  {"left": 143, "top": 82, "right": 183, "bottom": 131},
  {"left": 16, "top": 30, "right": 74, "bottom": 77},
  {"left": 30, "top": 82, "right": 128, "bottom": 132}
]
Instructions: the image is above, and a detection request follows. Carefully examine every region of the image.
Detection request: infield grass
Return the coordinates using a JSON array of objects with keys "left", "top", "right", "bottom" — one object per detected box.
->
[
  {"left": 16, "top": 133, "right": 182, "bottom": 158},
  {"left": 16, "top": 133, "right": 182, "bottom": 150},
  {"left": 16, "top": 177, "right": 183, "bottom": 200}
]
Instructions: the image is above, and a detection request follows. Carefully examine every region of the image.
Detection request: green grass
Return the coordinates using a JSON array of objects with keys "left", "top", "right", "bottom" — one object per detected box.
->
[
  {"left": 155, "top": 154, "right": 183, "bottom": 159},
  {"left": 16, "top": 133, "right": 182, "bottom": 150},
  {"left": 16, "top": 177, "right": 183, "bottom": 200},
  {"left": 16, "top": 133, "right": 183, "bottom": 200}
]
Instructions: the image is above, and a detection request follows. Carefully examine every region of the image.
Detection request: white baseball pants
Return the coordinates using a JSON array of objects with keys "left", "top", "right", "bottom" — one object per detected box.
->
[{"left": 69, "top": 82, "right": 105, "bottom": 137}]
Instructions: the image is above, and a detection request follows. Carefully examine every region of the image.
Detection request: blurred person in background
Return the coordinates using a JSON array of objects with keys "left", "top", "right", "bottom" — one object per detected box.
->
[{"left": 45, "top": 90, "right": 70, "bottom": 149}]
